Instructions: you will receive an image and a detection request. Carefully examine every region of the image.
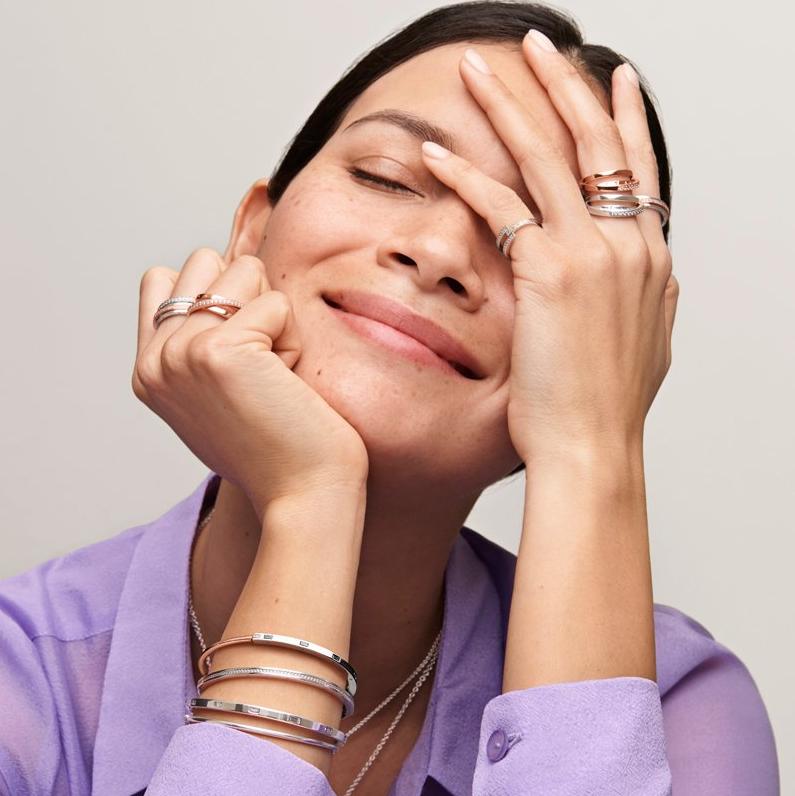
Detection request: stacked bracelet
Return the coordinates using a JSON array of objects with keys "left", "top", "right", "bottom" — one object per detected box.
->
[
  {"left": 196, "top": 665, "right": 355, "bottom": 718},
  {"left": 186, "top": 631, "right": 358, "bottom": 753},
  {"left": 198, "top": 632, "right": 358, "bottom": 696}
]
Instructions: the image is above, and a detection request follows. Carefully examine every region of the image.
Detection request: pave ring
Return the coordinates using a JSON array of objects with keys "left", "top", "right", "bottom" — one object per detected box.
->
[{"left": 495, "top": 217, "right": 542, "bottom": 258}]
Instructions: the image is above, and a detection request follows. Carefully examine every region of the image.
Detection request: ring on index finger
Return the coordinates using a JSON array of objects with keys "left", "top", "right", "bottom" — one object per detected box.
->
[{"left": 496, "top": 218, "right": 542, "bottom": 258}]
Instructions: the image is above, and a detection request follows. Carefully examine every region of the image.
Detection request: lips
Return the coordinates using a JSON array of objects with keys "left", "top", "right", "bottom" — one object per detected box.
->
[{"left": 322, "top": 290, "right": 485, "bottom": 380}]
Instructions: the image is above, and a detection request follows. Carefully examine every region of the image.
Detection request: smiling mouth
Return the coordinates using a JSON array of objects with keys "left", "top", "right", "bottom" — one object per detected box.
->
[{"left": 323, "top": 297, "right": 481, "bottom": 380}]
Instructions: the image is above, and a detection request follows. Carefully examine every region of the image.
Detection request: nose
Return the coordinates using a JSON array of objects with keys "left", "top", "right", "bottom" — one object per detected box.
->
[{"left": 375, "top": 204, "right": 487, "bottom": 308}]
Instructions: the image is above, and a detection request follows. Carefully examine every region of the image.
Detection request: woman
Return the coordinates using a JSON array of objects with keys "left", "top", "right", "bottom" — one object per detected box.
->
[{"left": 0, "top": 2, "right": 780, "bottom": 794}]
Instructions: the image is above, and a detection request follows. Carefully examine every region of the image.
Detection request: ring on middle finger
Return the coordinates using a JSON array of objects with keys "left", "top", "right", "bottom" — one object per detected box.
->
[
  {"left": 187, "top": 294, "right": 243, "bottom": 320},
  {"left": 580, "top": 169, "right": 639, "bottom": 196}
]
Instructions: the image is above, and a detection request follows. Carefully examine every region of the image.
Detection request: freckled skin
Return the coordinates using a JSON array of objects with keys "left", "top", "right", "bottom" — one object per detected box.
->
[{"left": 226, "top": 41, "right": 600, "bottom": 492}]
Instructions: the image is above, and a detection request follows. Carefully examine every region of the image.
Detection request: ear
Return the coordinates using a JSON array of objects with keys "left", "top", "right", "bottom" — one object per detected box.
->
[{"left": 223, "top": 177, "right": 274, "bottom": 265}]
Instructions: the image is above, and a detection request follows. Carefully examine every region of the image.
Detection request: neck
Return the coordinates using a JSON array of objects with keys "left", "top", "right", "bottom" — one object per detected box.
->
[{"left": 189, "top": 465, "right": 480, "bottom": 730}]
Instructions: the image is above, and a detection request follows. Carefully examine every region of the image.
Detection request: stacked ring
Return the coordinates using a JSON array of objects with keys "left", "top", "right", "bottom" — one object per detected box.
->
[
  {"left": 187, "top": 293, "right": 243, "bottom": 320},
  {"left": 152, "top": 296, "right": 196, "bottom": 329}
]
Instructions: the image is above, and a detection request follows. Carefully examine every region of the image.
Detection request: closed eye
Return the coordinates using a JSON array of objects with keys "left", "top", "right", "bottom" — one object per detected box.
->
[{"left": 347, "top": 167, "right": 416, "bottom": 195}]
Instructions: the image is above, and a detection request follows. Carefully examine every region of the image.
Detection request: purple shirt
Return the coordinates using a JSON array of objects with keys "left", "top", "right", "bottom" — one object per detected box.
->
[{"left": 0, "top": 472, "right": 779, "bottom": 795}]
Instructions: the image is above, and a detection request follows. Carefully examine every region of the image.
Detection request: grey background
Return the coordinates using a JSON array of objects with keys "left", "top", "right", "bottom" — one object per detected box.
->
[{"left": 1, "top": 0, "right": 792, "bottom": 789}]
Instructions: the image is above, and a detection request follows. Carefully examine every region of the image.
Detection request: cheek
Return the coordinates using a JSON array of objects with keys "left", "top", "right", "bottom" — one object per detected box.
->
[{"left": 260, "top": 174, "right": 391, "bottom": 275}]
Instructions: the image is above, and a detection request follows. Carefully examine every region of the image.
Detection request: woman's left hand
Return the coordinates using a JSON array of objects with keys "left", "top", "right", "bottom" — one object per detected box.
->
[{"left": 420, "top": 33, "right": 679, "bottom": 466}]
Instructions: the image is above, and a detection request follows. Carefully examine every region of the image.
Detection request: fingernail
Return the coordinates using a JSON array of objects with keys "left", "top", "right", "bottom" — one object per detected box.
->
[
  {"left": 422, "top": 141, "right": 450, "bottom": 159},
  {"left": 464, "top": 48, "right": 492, "bottom": 74},
  {"left": 621, "top": 63, "right": 639, "bottom": 87},
  {"left": 527, "top": 29, "right": 557, "bottom": 53}
]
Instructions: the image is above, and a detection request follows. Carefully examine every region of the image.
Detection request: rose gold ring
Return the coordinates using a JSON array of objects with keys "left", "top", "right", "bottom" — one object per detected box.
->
[
  {"left": 186, "top": 294, "right": 243, "bottom": 320},
  {"left": 580, "top": 168, "right": 639, "bottom": 196}
]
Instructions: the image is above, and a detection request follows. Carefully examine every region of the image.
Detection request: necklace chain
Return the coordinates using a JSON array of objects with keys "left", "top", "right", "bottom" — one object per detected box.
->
[{"left": 187, "top": 505, "right": 442, "bottom": 795}]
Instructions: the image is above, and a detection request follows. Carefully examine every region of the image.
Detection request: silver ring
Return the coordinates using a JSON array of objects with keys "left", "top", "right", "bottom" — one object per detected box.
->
[
  {"left": 584, "top": 193, "right": 670, "bottom": 225},
  {"left": 155, "top": 296, "right": 196, "bottom": 312},
  {"left": 153, "top": 296, "right": 196, "bottom": 329},
  {"left": 495, "top": 218, "right": 541, "bottom": 258}
]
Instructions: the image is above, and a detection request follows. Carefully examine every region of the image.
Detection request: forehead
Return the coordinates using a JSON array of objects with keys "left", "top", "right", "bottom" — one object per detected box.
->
[{"left": 337, "top": 41, "right": 605, "bottom": 192}]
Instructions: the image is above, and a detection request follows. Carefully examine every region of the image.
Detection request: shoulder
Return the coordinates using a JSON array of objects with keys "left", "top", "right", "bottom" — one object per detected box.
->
[{"left": 0, "top": 520, "right": 145, "bottom": 643}]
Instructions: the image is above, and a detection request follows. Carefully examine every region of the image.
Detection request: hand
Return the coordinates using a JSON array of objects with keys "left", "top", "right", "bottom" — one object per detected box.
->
[
  {"left": 133, "top": 248, "right": 369, "bottom": 522},
  {"left": 419, "top": 36, "right": 679, "bottom": 465}
]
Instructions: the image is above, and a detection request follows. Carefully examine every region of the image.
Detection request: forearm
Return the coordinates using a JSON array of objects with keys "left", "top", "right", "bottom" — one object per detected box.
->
[
  {"left": 195, "top": 485, "right": 366, "bottom": 775},
  {"left": 503, "top": 446, "right": 656, "bottom": 692}
]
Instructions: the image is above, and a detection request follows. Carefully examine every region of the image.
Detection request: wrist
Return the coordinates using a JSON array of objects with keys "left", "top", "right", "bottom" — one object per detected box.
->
[
  {"left": 523, "top": 440, "right": 646, "bottom": 498},
  {"left": 260, "top": 482, "right": 367, "bottom": 554},
  {"left": 245, "top": 464, "right": 368, "bottom": 527}
]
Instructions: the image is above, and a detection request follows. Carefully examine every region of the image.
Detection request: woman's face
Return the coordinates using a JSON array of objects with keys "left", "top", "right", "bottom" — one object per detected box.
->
[{"left": 239, "top": 42, "right": 594, "bottom": 493}]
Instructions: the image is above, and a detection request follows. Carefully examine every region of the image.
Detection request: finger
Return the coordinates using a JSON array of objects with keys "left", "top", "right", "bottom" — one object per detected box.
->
[
  {"left": 520, "top": 32, "right": 645, "bottom": 246},
  {"left": 151, "top": 248, "right": 226, "bottom": 344},
  {"left": 420, "top": 140, "right": 546, "bottom": 277},
  {"left": 458, "top": 47, "right": 591, "bottom": 235},
  {"left": 138, "top": 266, "right": 177, "bottom": 359},
  {"left": 197, "top": 289, "right": 303, "bottom": 371},
  {"left": 166, "top": 254, "right": 270, "bottom": 347},
  {"left": 610, "top": 62, "right": 669, "bottom": 253},
  {"left": 663, "top": 273, "right": 679, "bottom": 370}
]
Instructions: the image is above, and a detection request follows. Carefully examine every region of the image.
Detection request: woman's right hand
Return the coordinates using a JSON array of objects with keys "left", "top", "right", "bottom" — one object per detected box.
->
[{"left": 132, "top": 247, "right": 369, "bottom": 522}]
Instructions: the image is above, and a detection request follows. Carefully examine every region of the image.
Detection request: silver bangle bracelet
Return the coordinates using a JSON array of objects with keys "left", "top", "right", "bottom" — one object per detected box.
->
[
  {"left": 185, "top": 714, "right": 342, "bottom": 753},
  {"left": 189, "top": 697, "right": 347, "bottom": 744},
  {"left": 200, "top": 632, "right": 358, "bottom": 697},
  {"left": 196, "top": 665, "right": 355, "bottom": 718}
]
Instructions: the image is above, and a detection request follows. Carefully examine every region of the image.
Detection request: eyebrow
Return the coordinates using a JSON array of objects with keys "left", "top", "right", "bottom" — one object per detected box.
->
[{"left": 341, "top": 109, "right": 459, "bottom": 153}]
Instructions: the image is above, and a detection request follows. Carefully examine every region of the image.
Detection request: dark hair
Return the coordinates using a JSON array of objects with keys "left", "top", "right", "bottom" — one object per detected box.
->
[{"left": 266, "top": 0, "right": 672, "bottom": 482}]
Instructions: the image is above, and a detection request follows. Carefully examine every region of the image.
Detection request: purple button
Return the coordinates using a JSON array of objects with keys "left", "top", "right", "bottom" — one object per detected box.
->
[{"left": 486, "top": 728, "right": 508, "bottom": 762}]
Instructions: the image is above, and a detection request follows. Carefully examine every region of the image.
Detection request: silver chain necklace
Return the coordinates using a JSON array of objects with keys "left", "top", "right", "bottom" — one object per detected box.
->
[{"left": 187, "top": 505, "right": 441, "bottom": 795}]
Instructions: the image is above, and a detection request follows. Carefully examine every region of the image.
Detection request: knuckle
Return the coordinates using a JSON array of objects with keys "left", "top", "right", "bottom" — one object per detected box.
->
[
  {"left": 549, "top": 60, "right": 581, "bottom": 92},
  {"left": 139, "top": 266, "right": 171, "bottom": 294},
  {"left": 588, "top": 241, "right": 617, "bottom": 274},
  {"left": 185, "top": 332, "right": 228, "bottom": 371},
  {"left": 546, "top": 63, "right": 589, "bottom": 112},
  {"left": 631, "top": 141, "right": 660, "bottom": 176},
  {"left": 160, "top": 337, "right": 187, "bottom": 377},
  {"left": 269, "top": 288, "right": 291, "bottom": 313},
  {"left": 131, "top": 369, "right": 147, "bottom": 401},
  {"left": 590, "top": 118, "right": 624, "bottom": 151},
  {"left": 487, "top": 183, "right": 520, "bottom": 215},
  {"left": 191, "top": 246, "right": 221, "bottom": 262},
  {"left": 233, "top": 254, "right": 266, "bottom": 279},
  {"left": 547, "top": 262, "right": 578, "bottom": 296},
  {"left": 517, "top": 140, "right": 563, "bottom": 170},
  {"left": 456, "top": 158, "right": 477, "bottom": 179},
  {"left": 134, "top": 354, "right": 161, "bottom": 395},
  {"left": 657, "top": 250, "right": 673, "bottom": 282},
  {"left": 625, "top": 238, "right": 653, "bottom": 277}
]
